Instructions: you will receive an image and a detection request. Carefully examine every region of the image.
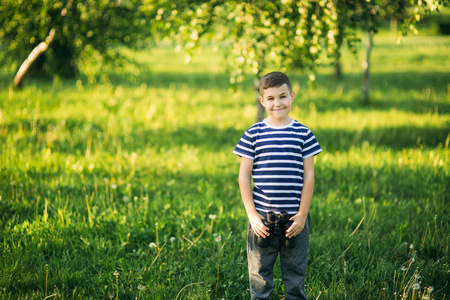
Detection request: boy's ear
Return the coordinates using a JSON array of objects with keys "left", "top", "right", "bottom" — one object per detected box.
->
[
  {"left": 291, "top": 91, "right": 295, "bottom": 102},
  {"left": 258, "top": 96, "right": 265, "bottom": 107}
]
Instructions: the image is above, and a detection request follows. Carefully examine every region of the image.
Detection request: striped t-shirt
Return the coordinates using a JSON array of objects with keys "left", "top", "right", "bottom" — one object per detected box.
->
[{"left": 233, "top": 119, "right": 322, "bottom": 214}]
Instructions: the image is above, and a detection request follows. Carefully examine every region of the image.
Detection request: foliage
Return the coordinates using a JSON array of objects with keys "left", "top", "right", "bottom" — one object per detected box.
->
[
  {"left": 0, "top": 34, "right": 449, "bottom": 299},
  {"left": 0, "top": 0, "right": 152, "bottom": 78}
]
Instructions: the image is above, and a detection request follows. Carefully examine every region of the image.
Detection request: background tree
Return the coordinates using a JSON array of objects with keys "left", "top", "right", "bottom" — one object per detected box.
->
[
  {"left": 176, "top": 0, "right": 442, "bottom": 114},
  {"left": 331, "top": 0, "right": 444, "bottom": 104},
  {"left": 0, "top": 0, "right": 153, "bottom": 87},
  {"left": 177, "top": 1, "right": 340, "bottom": 121}
]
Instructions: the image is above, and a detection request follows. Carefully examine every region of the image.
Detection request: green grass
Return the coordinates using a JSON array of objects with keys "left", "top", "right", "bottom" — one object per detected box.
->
[{"left": 0, "top": 33, "right": 449, "bottom": 299}]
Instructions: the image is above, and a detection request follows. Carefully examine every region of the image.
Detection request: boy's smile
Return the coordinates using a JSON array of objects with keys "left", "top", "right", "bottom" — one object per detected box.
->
[{"left": 259, "top": 84, "right": 295, "bottom": 126}]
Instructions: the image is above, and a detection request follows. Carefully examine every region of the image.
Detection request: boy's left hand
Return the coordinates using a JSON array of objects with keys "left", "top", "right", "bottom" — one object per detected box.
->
[{"left": 285, "top": 213, "right": 307, "bottom": 238}]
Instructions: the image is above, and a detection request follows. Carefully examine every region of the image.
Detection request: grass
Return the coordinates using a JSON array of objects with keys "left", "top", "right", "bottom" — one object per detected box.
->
[{"left": 0, "top": 32, "right": 449, "bottom": 299}]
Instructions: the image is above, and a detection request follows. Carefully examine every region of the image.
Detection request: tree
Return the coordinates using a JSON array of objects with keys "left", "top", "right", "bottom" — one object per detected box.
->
[
  {"left": 0, "top": 0, "right": 153, "bottom": 87},
  {"left": 176, "top": 0, "right": 442, "bottom": 113},
  {"left": 176, "top": 1, "right": 340, "bottom": 121},
  {"left": 332, "top": 0, "right": 443, "bottom": 104}
]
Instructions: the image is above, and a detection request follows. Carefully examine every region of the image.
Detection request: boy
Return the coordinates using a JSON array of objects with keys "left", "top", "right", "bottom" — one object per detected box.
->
[{"left": 233, "top": 72, "right": 322, "bottom": 299}]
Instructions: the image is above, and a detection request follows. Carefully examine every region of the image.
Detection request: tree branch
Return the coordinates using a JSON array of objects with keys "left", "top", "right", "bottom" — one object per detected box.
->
[{"left": 13, "top": 28, "right": 56, "bottom": 89}]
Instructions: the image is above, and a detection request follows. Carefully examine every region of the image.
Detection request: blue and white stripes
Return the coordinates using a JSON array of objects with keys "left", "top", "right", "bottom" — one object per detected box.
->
[{"left": 234, "top": 119, "right": 322, "bottom": 214}]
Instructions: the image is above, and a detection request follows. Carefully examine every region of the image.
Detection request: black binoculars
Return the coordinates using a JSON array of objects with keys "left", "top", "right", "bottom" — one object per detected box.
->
[{"left": 256, "top": 211, "right": 295, "bottom": 249}]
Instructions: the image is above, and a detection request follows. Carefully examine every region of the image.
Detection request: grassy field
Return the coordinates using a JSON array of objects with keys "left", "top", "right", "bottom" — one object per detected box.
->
[{"left": 0, "top": 32, "right": 449, "bottom": 299}]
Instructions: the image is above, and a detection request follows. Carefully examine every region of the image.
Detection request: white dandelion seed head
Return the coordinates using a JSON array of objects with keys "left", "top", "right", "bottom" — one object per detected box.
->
[
  {"left": 209, "top": 214, "right": 216, "bottom": 220},
  {"left": 114, "top": 271, "right": 119, "bottom": 276},
  {"left": 414, "top": 274, "right": 421, "bottom": 279},
  {"left": 123, "top": 196, "right": 129, "bottom": 202},
  {"left": 149, "top": 242, "right": 157, "bottom": 248},
  {"left": 412, "top": 283, "right": 420, "bottom": 290},
  {"left": 138, "top": 285, "right": 145, "bottom": 291},
  {"left": 111, "top": 184, "right": 117, "bottom": 189},
  {"left": 410, "top": 244, "right": 414, "bottom": 249},
  {"left": 170, "top": 237, "right": 176, "bottom": 242},
  {"left": 213, "top": 233, "right": 218, "bottom": 237},
  {"left": 401, "top": 266, "right": 408, "bottom": 271},
  {"left": 215, "top": 236, "right": 222, "bottom": 242}
]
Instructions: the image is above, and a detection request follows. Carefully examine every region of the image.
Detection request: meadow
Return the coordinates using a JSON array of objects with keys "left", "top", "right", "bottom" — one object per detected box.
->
[{"left": 0, "top": 32, "right": 449, "bottom": 299}]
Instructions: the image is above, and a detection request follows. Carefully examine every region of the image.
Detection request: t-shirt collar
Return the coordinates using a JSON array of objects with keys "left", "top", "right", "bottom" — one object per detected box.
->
[{"left": 263, "top": 118, "right": 294, "bottom": 129}]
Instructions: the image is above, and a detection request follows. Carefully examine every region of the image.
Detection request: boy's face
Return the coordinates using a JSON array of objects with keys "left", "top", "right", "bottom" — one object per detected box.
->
[{"left": 259, "top": 83, "right": 295, "bottom": 125}]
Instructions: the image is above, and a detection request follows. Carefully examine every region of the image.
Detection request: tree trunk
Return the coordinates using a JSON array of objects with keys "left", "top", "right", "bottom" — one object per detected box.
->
[
  {"left": 361, "top": 30, "right": 373, "bottom": 105},
  {"left": 335, "top": 53, "right": 342, "bottom": 81},
  {"left": 390, "top": 17, "right": 397, "bottom": 40},
  {"left": 255, "top": 77, "right": 265, "bottom": 122},
  {"left": 13, "top": 29, "right": 56, "bottom": 89}
]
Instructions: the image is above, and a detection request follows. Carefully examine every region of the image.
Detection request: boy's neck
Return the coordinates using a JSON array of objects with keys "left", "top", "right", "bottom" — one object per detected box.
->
[{"left": 265, "top": 116, "right": 293, "bottom": 127}]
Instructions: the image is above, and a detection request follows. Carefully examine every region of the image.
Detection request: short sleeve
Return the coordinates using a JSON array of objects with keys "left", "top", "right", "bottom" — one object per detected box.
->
[
  {"left": 233, "top": 130, "right": 255, "bottom": 160},
  {"left": 302, "top": 129, "right": 322, "bottom": 159}
]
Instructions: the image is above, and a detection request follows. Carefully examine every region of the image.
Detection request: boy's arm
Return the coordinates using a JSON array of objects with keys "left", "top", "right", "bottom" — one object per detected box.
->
[
  {"left": 238, "top": 156, "right": 269, "bottom": 238},
  {"left": 286, "top": 156, "right": 315, "bottom": 238}
]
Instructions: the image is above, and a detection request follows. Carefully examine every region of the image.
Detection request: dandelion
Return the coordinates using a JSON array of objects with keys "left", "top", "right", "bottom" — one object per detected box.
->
[
  {"left": 401, "top": 266, "right": 408, "bottom": 271},
  {"left": 215, "top": 236, "right": 222, "bottom": 242},
  {"left": 209, "top": 214, "right": 216, "bottom": 233},
  {"left": 111, "top": 184, "right": 117, "bottom": 189},
  {"left": 170, "top": 237, "right": 176, "bottom": 242},
  {"left": 123, "top": 196, "right": 129, "bottom": 202},
  {"left": 104, "top": 177, "right": 109, "bottom": 183},
  {"left": 134, "top": 196, "right": 138, "bottom": 201},
  {"left": 138, "top": 285, "right": 145, "bottom": 291},
  {"left": 410, "top": 244, "right": 414, "bottom": 249},
  {"left": 114, "top": 271, "right": 119, "bottom": 277},
  {"left": 412, "top": 283, "right": 420, "bottom": 290},
  {"left": 149, "top": 242, "right": 157, "bottom": 248},
  {"left": 414, "top": 274, "right": 421, "bottom": 279}
]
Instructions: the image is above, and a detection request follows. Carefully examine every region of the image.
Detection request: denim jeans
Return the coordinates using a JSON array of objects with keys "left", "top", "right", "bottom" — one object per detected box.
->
[{"left": 247, "top": 212, "right": 310, "bottom": 300}]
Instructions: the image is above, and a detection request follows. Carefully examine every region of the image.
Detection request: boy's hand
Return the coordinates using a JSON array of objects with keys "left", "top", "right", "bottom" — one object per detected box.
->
[
  {"left": 249, "top": 212, "right": 269, "bottom": 238},
  {"left": 285, "top": 213, "right": 307, "bottom": 238}
]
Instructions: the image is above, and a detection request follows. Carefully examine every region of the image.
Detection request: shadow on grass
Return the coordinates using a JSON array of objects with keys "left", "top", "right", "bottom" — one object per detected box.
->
[
  {"left": 290, "top": 71, "right": 450, "bottom": 114},
  {"left": 3, "top": 68, "right": 447, "bottom": 114},
  {"left": 2, "top": 115, "right": 448, "bottom": 158}
]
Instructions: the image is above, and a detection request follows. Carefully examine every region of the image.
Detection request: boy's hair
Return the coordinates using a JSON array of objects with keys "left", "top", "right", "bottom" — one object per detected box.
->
[{"left": 259, "top": 72, "right": 292, "bottom": 96}]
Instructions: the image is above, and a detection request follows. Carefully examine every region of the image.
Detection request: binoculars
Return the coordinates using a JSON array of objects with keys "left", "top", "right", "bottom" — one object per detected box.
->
[{"left": 256, "top": 211, "right": 295, "bottom": 249}]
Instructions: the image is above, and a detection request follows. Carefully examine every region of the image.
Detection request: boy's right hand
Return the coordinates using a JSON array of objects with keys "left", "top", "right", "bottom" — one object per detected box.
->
[{"left": 249, "top": 212, "right": 269, "bottom": 238}]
